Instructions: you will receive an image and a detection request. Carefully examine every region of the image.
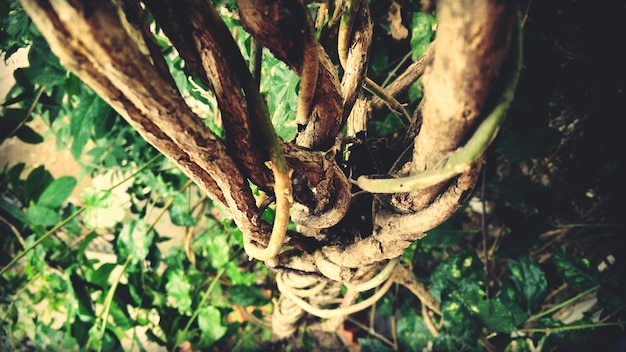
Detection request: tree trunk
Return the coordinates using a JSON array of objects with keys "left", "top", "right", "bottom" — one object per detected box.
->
[{"left": 21, "top": 0, "right": 519, "bottom": 339}]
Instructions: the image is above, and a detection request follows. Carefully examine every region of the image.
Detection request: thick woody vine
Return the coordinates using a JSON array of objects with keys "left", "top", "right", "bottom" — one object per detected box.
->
[{"left": 20, "top": 0, "right": 520, "bottom": 341}]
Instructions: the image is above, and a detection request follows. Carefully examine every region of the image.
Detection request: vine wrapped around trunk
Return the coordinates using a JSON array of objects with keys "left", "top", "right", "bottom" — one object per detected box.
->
[{"left": 20, "top": 0, "right": 520, "bottom": 340}]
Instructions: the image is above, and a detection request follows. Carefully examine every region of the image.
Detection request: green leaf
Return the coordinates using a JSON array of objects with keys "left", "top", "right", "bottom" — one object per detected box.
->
[
  {"left": 108, "top": 300, "right": 133, "bottom": 330},
  {"left": 359, "top": 338, "right": 391, "bottom": 352},
  {"left": 429, "top": 253, "right": 485, "bottom": 302},
  {"left": 504, "top": 256, "right": 548, "bottom": 312},
  {"left": 440, "top": 299, "right": 482, "bottom": 347},
  {"left": 89, "top": 263, "right": 117, "bottom": 288},
  {"left": 117, "top": 219, "right": 155, "bottom": 265},
  {"left": 260, "top": 51, "right": 298, "bottom": 141},
  {"left": 0, "top": 197, "right": 27, "bottom": 223},
  {"left": 70, "top": 91, "right": 112, "bottom": 159},
  {"left": 81, "top": 187, "right": 126, "bottom": 229},
  {"left": 396, "top": 313, "right": 434, "bottom": 351},
  {"left": 227, "top": 285, "right": 268, "bottom": 307},
  {"left": 169, "top": 193, "right": 197, "bottom": 227},
  {"left": 37, "top": 176, "right": 77, "bottom": 208},
  {"left": 165, "top": 269, "right": 192, "bottom": 314},
  {"left": 410, "top": 13, "right": 435, "bottom": 60},
  {"left": 224, "top": 262, "right": 256, "bottom": 285},
  {"left": 20, "top": 37, "right": 67, "bottom": 87},
  {"left": 26, "top": 204, "right": 59, "bottom": 226},
  {"left": 554, "top": 247, "right": 599, "bottom": 289},
  {"left": 196, "top": 306, "right": 227, "bottom": 347},
  {"left": 24, "top": 165, "right": 54, "bottom": 205},
  {"left": 15, "top": 124, "right": 43, "bottom": 144},
  {"left": 204, "top": 231, "right": 230, "bottom": 269},
  {"left": 474, "top": 296, "right": 526, "bottom": 333}
]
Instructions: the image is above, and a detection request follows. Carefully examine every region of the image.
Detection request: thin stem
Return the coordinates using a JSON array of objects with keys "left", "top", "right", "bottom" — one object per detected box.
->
[
  {"left": 526, "top": 285, "right": 599, "bottom": 323},
  {"left": 8, "top": 85, "right": 46, "bottom": 138},
  {"left": 357, "top": 14, "right": 523, "bottom": 193},
  {"left": 346, "top": 317, "right": 395, "bottom": 348},
  {"left": 480, "top": 167, "right": 489, "bottom": 298},
  {"left": 516, "top": 322, "right": 619, "bottom": 334},
  {"left": 92, "top": 254, "right": 133, "bottom": 352},
  {"left": 171, "top": 266, "right": 226, "bottom": 352},
  {"left": 364, "top": 77, "right": 411, "bottom": 126},
  {"left": 0, "top": 155, "right": 161, "bottom": 277},
  {"left": 382, "top": 51, "right": 412, "bottom": 88}
]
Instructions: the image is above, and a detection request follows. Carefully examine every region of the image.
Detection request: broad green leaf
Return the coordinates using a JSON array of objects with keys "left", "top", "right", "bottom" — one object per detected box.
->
[
  {"left": 440, "top": 299, "right": 482, "bottom": 347},
  {"left": 260, "top": 51, "right": 298, "bottom": 141},
  {"left": 225, "top": 262, "right": 256, "bottom": 285},
  {"left": 108, "top": 300, "right": 133, "bottom": 330},
  {"left": 429, "top": 252, "right": 485, "bottom": 302},
  {"left": 165, "top": 269, "right": 192, "bottom": 314},
  {"left": 196, "top": 306, "right": 227, "bottom": 347},
  {"left": 89, "top": 263, "right": 117, "bottom": 288},
  {"left": 505, "top": 256, "right": 547, "bottom": 312},
  {"left": 24, "top": 235, "right": 46, "bottom": 279},
  {"left": 227, "top": 285, "right": 268, "bottom": 307},
  {"left": 81, "top": 187, "right": 126, "bottom": 229},
  {"left": 204, "top": 231, "right": 230, "bottom": 269},
  {"left": 359, "top": 338, "right": 390, "bottom": 352},
  {"left": 554, "top": 247, "right": 598, "bottom": 289},
  {"left": 70, "top": 273, "right": 96, "bottom": 319},
  {"left": 20, "top": 37, "right": 67, "bottom": 87},
  {"left": 396, "top": 313, "right": 434, "bottom": 351},
  {"left": 0, "top": 197, "right": 27, "bottom": 223},
  {"left": 15, "top": 124, "right": 43, "bottom": 144},
  {"left": 169, "top": 193, "right": 197, "bottom": 227},
  {"left": 24, "top": 165, "right": 53, "bottom": 205},
  {"left": 432, "top": 333, "right": 460, "bottom": 352},
  {"left": 26, "top": 204, "right": 59, "bottom": 226},
  {"left": 475, "top": 296, "right": 526, "bottom": 333},
  {"left": 117, "top": 219, "right": 155, "bottom": 265},
  {"left": 37, "top": 176, "right": 77, "bottom": 208},
  {"left": 70, "top": 91, "right": 111, "bottom": 159},
  {"left": 410, "top": 13, "right": 435, "bottom": 60}
]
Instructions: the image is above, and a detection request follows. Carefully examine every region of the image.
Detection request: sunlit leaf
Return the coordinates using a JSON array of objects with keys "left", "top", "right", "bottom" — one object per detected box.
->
[
  {"left": 204, "top": 232, "right": 230, "bottom": 269},
  {"left": 410, "top": 12, "right": 435, "bottom": 60},
  {"left": 165, "top": 269, "right": 192, "bottom": 314},
  {"left": 26, "top": 204, "right": 59, "bottom": 226},
  {"left": 37, "top": 176, "right": 76, "bottom": 208},
  {"left": 196, "top": 306, "right": 227, "bottom": 347},
  {"left": 169, "top": 192, "right": 197, "bottom": 227},
  {"left": 117, "top": 219, "right": 155, "bottom": 265},
  {"left": 81, "top": 187, "right": 126, "bottom": 229}
]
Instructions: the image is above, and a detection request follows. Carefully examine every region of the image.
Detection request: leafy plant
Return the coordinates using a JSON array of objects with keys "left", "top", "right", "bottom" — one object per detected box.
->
[{"left": 1, "top": 0, "right": 624, "bottom": 351}]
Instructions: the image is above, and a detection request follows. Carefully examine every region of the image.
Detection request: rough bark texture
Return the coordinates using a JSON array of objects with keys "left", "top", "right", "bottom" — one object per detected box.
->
[{"left": 20, "top": 0, "right": 518, "bottom": 340}]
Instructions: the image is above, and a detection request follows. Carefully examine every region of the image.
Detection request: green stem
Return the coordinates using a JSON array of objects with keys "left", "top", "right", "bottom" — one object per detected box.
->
[
  {"left": 171, "top": 266, "right": 226, "bottom": 352},
  {"left": 90, "top": 254, "right": 133, "bottom": 352},
  {"left": 8, "top": 85, "right": 46, "bottom": 138},
  {"left": 0, "top": 155, "right": 161, "bottom": 277},
  {"left": 0, "top": 208, "right": 84, "bottom": 277},
  {"left": 206, "top": 1, "right": 287, "bottom": 174},
  {"left": 516, "top": 322, "right": 619, "bottom": 334},
  {"left": 357, "top": 12, "right": 523, "bottom": 194},
  {"left": 526, "top": 285, "right": 599, "bottom": 323}
]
